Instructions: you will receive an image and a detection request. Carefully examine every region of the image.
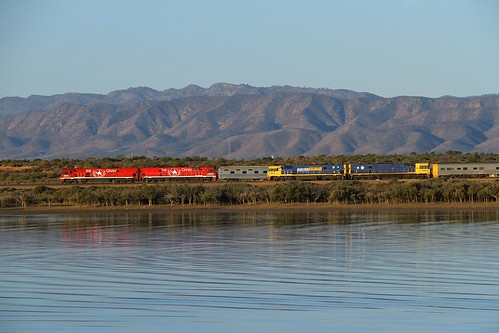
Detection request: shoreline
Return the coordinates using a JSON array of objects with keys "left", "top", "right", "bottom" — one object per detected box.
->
[{"left": 1, "top": 201, "right": 497, "bottom": 215}]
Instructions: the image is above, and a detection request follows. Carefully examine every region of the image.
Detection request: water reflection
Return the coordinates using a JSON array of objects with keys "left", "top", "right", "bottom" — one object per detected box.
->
[
  {"left": 2, "top": 208, "right": 498, "bottom": 230},
  {"left": 1, "top": 209, "right": 499, "bottom": 333}
]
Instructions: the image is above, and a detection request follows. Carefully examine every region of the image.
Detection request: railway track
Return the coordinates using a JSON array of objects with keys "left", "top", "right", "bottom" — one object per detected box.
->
[
  {"left": 0, "top": 181, "right": 243, "bottom": 189},
  {"left": 1, "top": 177, "right": 497, "bottom": 190}
]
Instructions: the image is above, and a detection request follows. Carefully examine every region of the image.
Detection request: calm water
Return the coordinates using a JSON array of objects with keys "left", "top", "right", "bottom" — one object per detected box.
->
[{"left": 1, "top": 209, "right": 499, "bottom": 333}]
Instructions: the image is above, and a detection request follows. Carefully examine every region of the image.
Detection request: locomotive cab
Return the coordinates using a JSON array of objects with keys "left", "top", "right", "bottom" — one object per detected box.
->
[
  {"left": 415, "top": 163, "right": 431, "bottom": 178},
  {"left": 267, "top": 166, "right": 283, "bottom": 180},
  {"left": 59, "top": 168, "right": 77, "bottom": 183}
]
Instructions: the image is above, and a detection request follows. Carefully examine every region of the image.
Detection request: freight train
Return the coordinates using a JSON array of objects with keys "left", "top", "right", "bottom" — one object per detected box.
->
[{"left": 59, "top": 162, "right": 499, "bottom": 183}]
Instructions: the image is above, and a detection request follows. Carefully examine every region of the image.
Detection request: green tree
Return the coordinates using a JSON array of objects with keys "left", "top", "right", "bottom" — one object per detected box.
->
[{"left": 140, "top": 185, "right": 160, "bottom": 206}]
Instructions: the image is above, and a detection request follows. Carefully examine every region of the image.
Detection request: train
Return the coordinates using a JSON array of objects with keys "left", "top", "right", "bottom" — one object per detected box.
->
[{"left": 59, "top": 162, "right": 499, "bottom": 183}]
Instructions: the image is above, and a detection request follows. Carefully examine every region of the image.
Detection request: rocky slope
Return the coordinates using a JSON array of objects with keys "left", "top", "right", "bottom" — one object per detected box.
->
[{"left": 0, "top": 83, "right": 497, "bottom": 159}]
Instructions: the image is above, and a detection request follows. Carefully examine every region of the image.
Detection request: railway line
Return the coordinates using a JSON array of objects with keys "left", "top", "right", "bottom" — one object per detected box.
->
[{"left": 1, "top": 177, "right": 497, "bottom": 191}]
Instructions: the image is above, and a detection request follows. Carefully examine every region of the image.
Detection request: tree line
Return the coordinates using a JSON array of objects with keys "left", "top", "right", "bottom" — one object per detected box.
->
[{"left": 1, "top": 179, "right": 497, "bottom": 209}]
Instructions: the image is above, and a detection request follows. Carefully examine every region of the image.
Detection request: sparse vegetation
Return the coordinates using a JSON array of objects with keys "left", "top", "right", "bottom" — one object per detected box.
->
[
  {"left": 1, "top": 179, "right": 498, "bottom": 209},
  {"left": 0, "top": 153, "right": 497, "bottom": 209}
]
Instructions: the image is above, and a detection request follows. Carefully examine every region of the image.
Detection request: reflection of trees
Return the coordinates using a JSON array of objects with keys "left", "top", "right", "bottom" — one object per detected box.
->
[{"left": 2, "top": 209, "right": 498, "bottom": 266}]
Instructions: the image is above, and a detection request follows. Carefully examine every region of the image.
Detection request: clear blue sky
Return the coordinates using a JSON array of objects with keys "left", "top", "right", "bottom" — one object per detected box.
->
[{"left": 1, "top": 0, "right": 498, "bottom": 98}]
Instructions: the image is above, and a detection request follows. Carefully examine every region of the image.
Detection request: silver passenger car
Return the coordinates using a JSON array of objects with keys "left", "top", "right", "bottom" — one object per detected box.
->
[
  {"left": 218, "top": 166, "right": 269, "bottom": 180},
  {"left": 433, "top": 163, "right": 499, "bottom": 177}
]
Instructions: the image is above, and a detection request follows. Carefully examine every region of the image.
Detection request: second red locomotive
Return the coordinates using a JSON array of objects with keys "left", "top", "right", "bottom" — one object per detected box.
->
[{"left": 139, "top": 166, "right": 217, "bottom": 182}]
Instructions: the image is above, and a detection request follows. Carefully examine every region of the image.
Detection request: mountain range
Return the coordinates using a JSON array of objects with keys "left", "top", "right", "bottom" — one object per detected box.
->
[{"left": 0, "top": 83, "right": 497, "bottom": 160}]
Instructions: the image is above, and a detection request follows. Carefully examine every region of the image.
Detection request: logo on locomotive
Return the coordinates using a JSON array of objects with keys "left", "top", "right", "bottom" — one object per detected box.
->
[
  {"left": 168, "top": 169, "right": 179, "bottom": 176},
  {"left": 92, "top": 169, "right": 105, "bottom": 177},
  {"left": 90, "top": 169, "right": 118, "bottom": 177}
]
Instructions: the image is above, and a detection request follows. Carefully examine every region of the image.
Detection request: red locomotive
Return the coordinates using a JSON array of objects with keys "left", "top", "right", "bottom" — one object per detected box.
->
[
  {"left": 59, "top": 166, "right": 217, "bottom": 183},
  {"left": 60, "top": 168, "right": 140, "bottom": 183},
  {"left": 140, "top": 166, "right": 217, "bottom": 182}
]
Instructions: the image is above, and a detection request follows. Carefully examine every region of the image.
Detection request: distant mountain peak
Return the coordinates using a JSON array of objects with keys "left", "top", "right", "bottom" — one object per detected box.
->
[{"left": 0, "top": 84, "right": 497, "bottom": 159}]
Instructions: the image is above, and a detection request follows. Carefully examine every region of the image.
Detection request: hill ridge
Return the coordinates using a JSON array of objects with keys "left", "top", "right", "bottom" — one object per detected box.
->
[{"left": 0, "top": 84, "right": 497, "bottom": 159}]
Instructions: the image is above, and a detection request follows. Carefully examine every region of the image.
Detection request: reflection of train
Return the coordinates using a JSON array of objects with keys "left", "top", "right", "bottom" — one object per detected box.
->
[{"left": 60, "top": 162, "right": 499, "bottom": 183}]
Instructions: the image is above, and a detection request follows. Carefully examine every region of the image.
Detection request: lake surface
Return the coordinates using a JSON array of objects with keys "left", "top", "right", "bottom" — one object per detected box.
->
[{"left": 1, "top": 209, "right": 499, "bottom": 333}]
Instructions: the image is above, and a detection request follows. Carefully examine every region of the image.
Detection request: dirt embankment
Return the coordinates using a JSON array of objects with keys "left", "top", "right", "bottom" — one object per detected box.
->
[{"left": 1, "top": 201, "right": 497, "bottom": 215}]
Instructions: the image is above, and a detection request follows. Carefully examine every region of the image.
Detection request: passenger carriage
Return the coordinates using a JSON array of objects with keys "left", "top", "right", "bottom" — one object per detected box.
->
[
  {"left": 432, "top": 163, "right": 499, "bottom": 178},
  {"left": 218, "top": 166, "right": 268, "bottom": 181}
]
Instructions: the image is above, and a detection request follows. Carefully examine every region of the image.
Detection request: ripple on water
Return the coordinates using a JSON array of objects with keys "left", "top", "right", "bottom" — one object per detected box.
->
[{"left": 1, "top": 210, "right": 499, "bottom": 333}]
